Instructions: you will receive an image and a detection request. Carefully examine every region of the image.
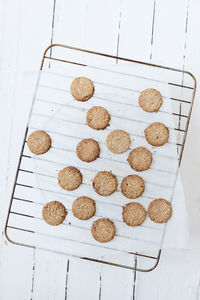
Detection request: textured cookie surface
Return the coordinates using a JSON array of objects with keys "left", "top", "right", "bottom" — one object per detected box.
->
[
  {"left": 70, "top": 77, "right": 94, "bottom": 101},
  {"left": 106, "top": 130, "right": 131, "bottom": 154},
  {"left": 76, "top": 138, "right": 100, "bottom": 162},
  {"left": 91, "top": 218, "right": 116, "bottom": 243},
  {"left": 148, "top": 198, "right": 172, "bottom": 223},
  {"left": 93, "top": 171, "right": 118, "bottom": 196},
  {"left": 139, "top": 88, "right": 163, "bottom": 112},
  {"left": 72, "top": 196, "right": 96, "bottom": 220},
  {"left": 121, "top": 175, "right": 145, "bottom": 199},
  {"left": 145, "top": 122, "right": 169, "bottom": 146},
  {"left": 27, "top": 130, "right": 51, "bottom": 155},
  {"left": 128, "top": 147, "right": 152, "bottom": 171},
  {"left": 86, "top": 106, "right": 110, "bottom": 130},
  {"left": 122, "top": 202, "right": 146, "bottom": 226},
  {"left": 58, "top": 166, "right": 82, "bottom": 191},
  {"left": 42, "top": 201, "right": 67, "bottom": 226}
]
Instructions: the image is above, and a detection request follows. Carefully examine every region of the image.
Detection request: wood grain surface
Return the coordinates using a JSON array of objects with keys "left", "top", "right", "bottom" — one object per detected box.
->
[{"left": 1, "top": 0, "right": 200, "bottom": 299}]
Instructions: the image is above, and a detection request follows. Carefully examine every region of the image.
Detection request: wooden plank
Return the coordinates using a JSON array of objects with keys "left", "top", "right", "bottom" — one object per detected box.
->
[
  {"left": 134, "top": 0, "right": 200, "bottom": 298},
  {"left": 0, "top": 1, "right": 54, "bottom": 299},
  {"left": 0, "top": 0, "right": 21, "bottom": 232},
  {"left": 52, "top": 0, "right": 121, "bottom": 63},
  {"left": 32, "top": 250, "right": 67, "bottom": 300},
  {"left": 50, "top": 2, "right": 137, "bottom": 300},
  {"left": 100, "top": 258, "right": 135, "bottom": 300},
  {"left": 151, "top": 0, "right": 188, "bottom": 68},
  {"left": 136, "top": 249, "right": 200, "bottom": 300},
  {"left": 66, "top": 259, "right": 101, "bottom": 300},
  {"left": 118, "top": 0, "right": 155, "bottom": 60},
  {"left": 52, "top": 0, "right": 88, "bottom": 48},
  {"left": 0, "top": 243, "right": 34, "bottom": 300},
  {"left": 179, "top": 0, "right": 200, "bottom": 250},
  {"left": 1, "top": 0, "right": 55, "bottom": 222},
  {"left": 114, "top": 0, "right": 193, "bottom": 298},
  {"left": 84, "top": 0, "right": 121, "bottom": 55}
]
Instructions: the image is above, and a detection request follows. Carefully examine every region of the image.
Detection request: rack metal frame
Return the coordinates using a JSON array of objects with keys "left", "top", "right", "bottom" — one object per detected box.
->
[{"left": 4, "top": 44, "right": 197, "bottom": 272}]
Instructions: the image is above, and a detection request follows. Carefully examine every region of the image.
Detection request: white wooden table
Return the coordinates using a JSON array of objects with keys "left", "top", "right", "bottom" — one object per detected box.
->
[{"left": 1, "top": 0, "right": 200, "bottom": 299}]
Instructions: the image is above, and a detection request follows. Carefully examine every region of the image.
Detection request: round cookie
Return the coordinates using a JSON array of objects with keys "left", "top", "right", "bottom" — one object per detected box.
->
[
  {"left": 91, "top": 218, "right": 116, "bottom": 243},
  {"left": 27, "top": 130, "right": 51, "bottom": 155},
  {"left": 139, "top": 88, "right": 163, "bottom": 112},
  {"left": 76, "top": 138, "right": 100, "bottom": 162},
  {"left": 122, "top": 202, "right": 146, "bottom": 226},
  {"left": 42, "top": 201, "right": 67, "bottom": 226},
  {"left": 128, "top": 147, "right": 152, "bottom": 171},
  {"left": 145, "top": 122, "right": 169, "bottom": 146},
  {"left": 148, "top": 198, "right": 172, "bottom": 223},
  {"left": 70, "top": 77, "right": 94, "bottom": 101},
  {"left": 121, "top": 175, "right": 145, "bottom": 199},
  {"left": 58, "top": 166, "right": 82, "bottom": 191},
  {"left": 106, "top": 130, "right": 131, "bottom": 154},
  {"left": 86, "top": 106, "right": 110, "bottom": 130},
  {"left": 72, "top": 196, "right": 96, "bottom": 220},
  {"left": 93, "top": 171, "right": 118, "bottom": 196}
]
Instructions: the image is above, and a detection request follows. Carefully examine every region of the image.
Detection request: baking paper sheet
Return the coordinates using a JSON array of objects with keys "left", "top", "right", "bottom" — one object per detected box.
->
[{"left": 13, "top": 61, "right": 188, "bottom": 262}]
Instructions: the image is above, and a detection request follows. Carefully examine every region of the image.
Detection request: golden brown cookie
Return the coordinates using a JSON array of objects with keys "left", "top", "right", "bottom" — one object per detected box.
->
[
  {"left": 27, "top": 130, "right": 51, "bottom": 155},
  {"left": 58, "top": 166, "right": 82, "bottom": 191},
  {"left": 148, "top": 198, "right": 172, "bottom": 223},
  {"left": 93, "top": 171, "right": 118, "bottom": 196},
  {"left": 139, "top": 88, "right": 163, "bottom": 112},
  {"left": 76, "top": 138, "right": 100, "bottom": 162},
  {"left": 91, "top": 218, "right": 116, "bottom": 243},
  {"left": 121, "top": 175, "right": 145, "bottom": 199},
  {"left": 145, "top": 122, "right": 169, "bottom": 146},
  {"left": 106, "top": 130, "right": 131, "bottom": 154},
  {"left": 122, "top": 202, "right": 146, "bottom": 226},
  {"left": 72, "top": 196, "right": 96, "bottom": 220},
  {"left": 42, "top": 201, "right": 67, "bottom": 226},
  {"left": 86, "top": 106, "right": 111, "bottom": 130},
  {"left": 128, "top": 147, "right": 152, "bottom": 171},
  {"left": 70, "top": 77, "right": 94, "bottom": 101}
]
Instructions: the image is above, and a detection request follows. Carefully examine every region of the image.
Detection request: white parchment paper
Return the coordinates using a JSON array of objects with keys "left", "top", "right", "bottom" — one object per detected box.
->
[{"left": 18, "top": 62, "right": 189, "bottom": 261}]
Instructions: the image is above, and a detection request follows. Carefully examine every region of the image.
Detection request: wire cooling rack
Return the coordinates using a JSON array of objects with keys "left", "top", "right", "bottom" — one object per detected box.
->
[{"left": 5, "top": 44, "right": 196, "bottom": 272}]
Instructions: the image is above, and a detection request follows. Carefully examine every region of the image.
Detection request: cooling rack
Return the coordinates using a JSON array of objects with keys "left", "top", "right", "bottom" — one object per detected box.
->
[{"left": 5, "top": 44, "right": 196, "bottom": 272}]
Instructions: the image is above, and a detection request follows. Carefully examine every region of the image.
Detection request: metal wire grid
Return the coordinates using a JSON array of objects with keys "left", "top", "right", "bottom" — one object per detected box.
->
[{"left": 5, "top": 45, "right": 196, "bottom": 272}]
